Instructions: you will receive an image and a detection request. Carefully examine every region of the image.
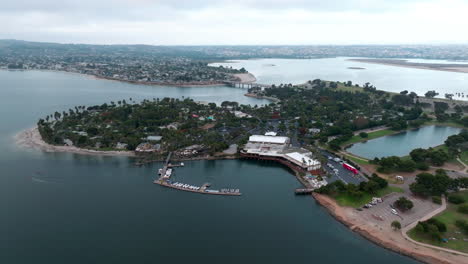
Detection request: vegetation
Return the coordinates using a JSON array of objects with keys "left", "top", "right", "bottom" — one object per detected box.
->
[
  {"left": 391, "top": 220, "right": 401, "bottom": 230},
  {"left": 448, "top": 194, "right": 466, "bottom": 204},
  {"left": 394, "top": 197, "right": 414, "bottom": 211},
  {"left": 432, "top": 196, "right": 442, "bottom": 205},
  {"left": 341, "top": 129, "right": 394, "bottom": 146},
  {"left": 458, "top": 204, "right": 468, "bottom": 214},
  {"left": 409, "top": 190, "right": 468, "bottom": 253},
  {"left": 370, "top": 130, "right": 468, "bottom": 173},
  {"left": 38, "top": 98, "right": 259, "bottom": 155},
  {"left": 409, "top": 169, "right": 468, "bottom": 197},
  {"left": 317, "top": 174, "right": 404, "bottom": 207}
]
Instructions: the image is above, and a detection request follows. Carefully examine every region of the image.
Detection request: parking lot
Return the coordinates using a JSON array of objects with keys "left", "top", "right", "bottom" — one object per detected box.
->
[
  {"left": 358, "top": 192, "right": 440, "bottom": 228},
  {"left": 320, "top": 150, "right": 367, "bottom": 185}
]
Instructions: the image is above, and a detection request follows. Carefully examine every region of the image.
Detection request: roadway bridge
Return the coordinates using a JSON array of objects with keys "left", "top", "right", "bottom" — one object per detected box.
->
[{"left": 224, "top": 81, "right": 271, "bottom": 89}]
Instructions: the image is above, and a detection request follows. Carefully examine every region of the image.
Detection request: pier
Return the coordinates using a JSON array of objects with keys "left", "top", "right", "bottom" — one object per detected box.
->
[{"left": 154, "top": 152, "right": 241, "bottom": 196}]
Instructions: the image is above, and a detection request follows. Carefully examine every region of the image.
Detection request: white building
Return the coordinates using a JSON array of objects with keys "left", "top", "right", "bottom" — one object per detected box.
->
[
  {"left": 284, "top": 152, "right": 321, "bottom": 171},
  {"left": 243, "top": 135, "right": 321, "bottom": 173},
  {"left": 248, "top": 135, "right": 290, "bottom": 145}
]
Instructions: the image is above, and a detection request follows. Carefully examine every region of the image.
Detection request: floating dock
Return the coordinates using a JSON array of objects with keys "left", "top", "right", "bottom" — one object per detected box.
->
[
  {"left": 154, "top": 180, "right": 241, "bottom": 196},
  {"left": 154, "top": 152, "right": 241, "bottom": 196}
]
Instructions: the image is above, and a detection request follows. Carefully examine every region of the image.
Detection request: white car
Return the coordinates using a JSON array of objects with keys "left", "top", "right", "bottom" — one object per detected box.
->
[{"left": 391, "top": 209, "right": 398, "bottom": 215}]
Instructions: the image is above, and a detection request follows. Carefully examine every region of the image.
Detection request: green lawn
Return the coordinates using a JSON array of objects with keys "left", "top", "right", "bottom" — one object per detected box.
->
[
  {"left": 343, "top": 154, "right": 371, "bottom": 165},
  {"left": 334, "top": 186, "right": 404, "bottom": 208},
  {"left": 424, "top": 120, "right": 466, "bottom": 129},
  {"left": 342, "top": 129, "right": 395, "bottom": 146},
  {"left": 333, "top": 82, "right": 365, "bottom": 93},
  {"left": 461, "top": 151, "right": 468, "bottom": 164},
  {"left": 408, "top": 190, "right": 468, "bottom": 253}
]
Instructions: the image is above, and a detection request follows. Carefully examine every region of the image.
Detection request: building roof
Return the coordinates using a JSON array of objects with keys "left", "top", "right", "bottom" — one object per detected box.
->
[
  {"left": 146, "top": 136, "right": 162, "bottom": 141},
  {"left": 249, "top": 135, "right": 289, "bottom": 144},
  {"left": 285, "top": 152, "right": 320, "bottom": 166}
]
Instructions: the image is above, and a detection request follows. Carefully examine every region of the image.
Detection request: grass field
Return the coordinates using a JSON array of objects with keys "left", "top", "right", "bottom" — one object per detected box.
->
[
  {"left": 333, "top": 82, "right": 365, "bottom": 93},
  {"left": 408, "top": 190, "right": 468, "bottom": 253},
  {"left": 341, "top": 129, "right": 395, "bottom": 146},
  {"left": 334, "top": 186, "right": 404, "bottom": 208},
  {"left": 343, "top": 154, "right": 371, "bottom": 165},
  {"left": 424, "top": 120, "right": 466, "bottom": 129}
]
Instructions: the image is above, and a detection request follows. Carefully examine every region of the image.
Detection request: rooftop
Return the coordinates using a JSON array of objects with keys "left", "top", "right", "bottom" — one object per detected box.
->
[{"left": 248, "top": 135, "right": 289, "bottom": 144}]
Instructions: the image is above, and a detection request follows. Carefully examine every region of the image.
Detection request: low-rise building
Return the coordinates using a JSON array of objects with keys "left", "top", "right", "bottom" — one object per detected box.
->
[{"left": 242, "top": 135, "right": 321, "bottom": 174}]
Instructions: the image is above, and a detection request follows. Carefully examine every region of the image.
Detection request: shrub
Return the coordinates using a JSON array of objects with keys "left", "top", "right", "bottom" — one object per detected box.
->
[
  {"left": 448, "top": 194, "right": 465, "bottom": 204},
  {"left": 359, "top": 132, "right": 368, "bottom": 138},
  {"left": 391, "top": 220, "right": 401, "bottom": 230},
  {"left": 455, "top": 220, "right": 468, "bottom": 235},
  {"left": 432, "top": 196, "right": 442, "bottom": 204},
  {"left": 427, "top": 218, "right": 447, "bottom": 233},
  {"left": 394, "top": 197, "right": 414, "bottom": 211},
  {"left": 458, "top": 204, "right": 468, "bottom": 214},
  {"left": 416, "top": 162, "right": 429, "bottom": 171}
]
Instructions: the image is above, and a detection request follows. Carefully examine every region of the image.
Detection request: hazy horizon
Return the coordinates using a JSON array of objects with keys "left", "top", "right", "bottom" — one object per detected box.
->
[{"left": 2, "top": 0, "right": 468, "bottom": 45}]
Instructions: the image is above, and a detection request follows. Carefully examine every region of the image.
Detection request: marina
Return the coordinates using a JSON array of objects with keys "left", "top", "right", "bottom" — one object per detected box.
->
[{"left": 154, "top": 152, "right": 241, "bottom": 196}]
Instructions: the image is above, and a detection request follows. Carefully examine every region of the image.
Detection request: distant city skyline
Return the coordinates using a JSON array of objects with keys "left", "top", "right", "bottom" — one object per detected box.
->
[{"left": 2, "top": 0, "right": 468, "bottom": 45}]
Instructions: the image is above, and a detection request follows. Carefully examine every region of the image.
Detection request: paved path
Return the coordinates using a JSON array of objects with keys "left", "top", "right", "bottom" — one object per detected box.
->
[
  {"left": 456, "top": 157, "right": 468, "bottom": 173},
  {"left": 401, "top": 196, "right": 468, "bottom": 257}
]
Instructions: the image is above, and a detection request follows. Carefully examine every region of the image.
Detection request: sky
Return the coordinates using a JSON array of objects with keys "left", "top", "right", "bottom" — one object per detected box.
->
[{"left": 1, "top": 0, "right": 468, "bottom": 45}]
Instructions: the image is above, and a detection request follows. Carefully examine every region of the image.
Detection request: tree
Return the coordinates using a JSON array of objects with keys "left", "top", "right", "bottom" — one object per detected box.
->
[
  {"left": 359, "top": 132, "right": 368, "bottom": 138},
  {"left": 424, "top": 90, "right": 439, "bottom": 98},
  {"left": 410, "top": 172, "right": 452, "bottom": 197},
  {"left": 391, "top": 220, "right": 401, "bottom": 230},
  {"left": 394, "top": 197, "right": 414, "bottom": 211}
]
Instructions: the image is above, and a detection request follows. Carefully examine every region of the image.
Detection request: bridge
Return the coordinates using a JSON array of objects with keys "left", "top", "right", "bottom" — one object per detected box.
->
[{"left": 224, "top": 81, "right": 271, "bottom": 89}]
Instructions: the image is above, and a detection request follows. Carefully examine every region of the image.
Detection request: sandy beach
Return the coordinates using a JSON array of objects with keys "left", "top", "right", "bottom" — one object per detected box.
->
[
  {"left": 313, "top": 193, "right": 468, "bottom": 264},
  {"left": 15, "top": 127, "right": 135, "bottom": 157},
  {"left": 349, "top": 59, "right": 468, "bottom": 74},
  {"left": 233, "top": 73, "right": 257, "bottom": 83}
]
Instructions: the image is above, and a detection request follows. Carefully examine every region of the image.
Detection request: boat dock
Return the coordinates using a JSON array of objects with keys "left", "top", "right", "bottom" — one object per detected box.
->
[
  {"left": 295, "top": 188, "right": 314, "bottom": 195},
  {"left": 154, "top": 180, "right": 241, "bottom": 196},
  {"left": 154, "top": 152, "right": 241, "bottom": 196}
]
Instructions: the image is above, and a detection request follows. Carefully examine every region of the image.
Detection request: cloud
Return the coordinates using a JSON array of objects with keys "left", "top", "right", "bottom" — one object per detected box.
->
[{"left": 0, "top": 0, "right": 467, "bottom": 44}]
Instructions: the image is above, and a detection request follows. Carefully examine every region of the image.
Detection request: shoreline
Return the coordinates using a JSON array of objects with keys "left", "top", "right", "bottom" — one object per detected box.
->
[
  {"left": 349, "top": 58, "right": 468, "bottom": 74},
  {"left": 1, "top": 68, "right": 257, "bottom": 87},
  {"left": 15, "top": 126, "right": 468, "bottom": 263},
  {"left": 312, "top": 193, "right": 467, "bottom": 264},
  {"left": 233, "top": 73, "right": 257, "bottom": 83},
  {"left": 15, "top": 127, "right": 136, "bottom": 157}
]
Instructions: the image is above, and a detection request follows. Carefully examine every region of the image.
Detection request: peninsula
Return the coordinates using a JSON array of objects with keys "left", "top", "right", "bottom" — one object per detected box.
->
[{"left": 21, "top": 75, "right": 468, "bottom": 264}]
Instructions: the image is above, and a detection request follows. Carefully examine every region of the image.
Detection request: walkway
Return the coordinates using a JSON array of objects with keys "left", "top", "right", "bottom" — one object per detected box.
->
[
  {"left": 401, "top": 196, "right": 468, "bottom": 257},
  {"left": 456, "top": 157, "right": 468, "bottom": 173}
]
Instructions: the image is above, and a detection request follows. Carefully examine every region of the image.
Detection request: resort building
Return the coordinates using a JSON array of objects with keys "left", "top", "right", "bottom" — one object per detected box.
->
[{"left": 241, "top": 135, "right": 322, "bottom": 175}]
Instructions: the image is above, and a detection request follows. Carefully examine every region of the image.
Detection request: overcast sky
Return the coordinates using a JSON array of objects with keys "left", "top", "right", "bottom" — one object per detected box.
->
[{"left": 1, "top": 0, "right": 468, "bottom": 45}]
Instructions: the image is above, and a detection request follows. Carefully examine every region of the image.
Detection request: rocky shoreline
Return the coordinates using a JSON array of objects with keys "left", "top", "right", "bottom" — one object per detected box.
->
[{"left": 312, "top": 193, "right": 467, "bottom": 264}]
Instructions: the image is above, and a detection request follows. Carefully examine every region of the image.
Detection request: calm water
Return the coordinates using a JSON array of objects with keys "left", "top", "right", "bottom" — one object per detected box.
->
[
  {"left": 0, "top": 70, "right": 421, "bottom": 263},
  {"left": 211, "top": 57, "right": 468, "bottom": 100},
  {"left": 347, "top": 125, "right": 462, "bottom": 159}
]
